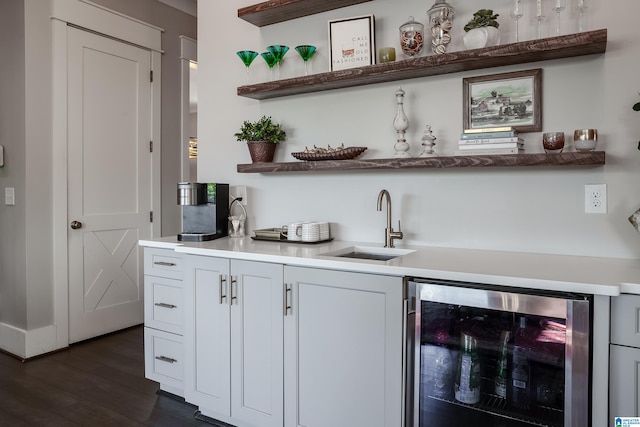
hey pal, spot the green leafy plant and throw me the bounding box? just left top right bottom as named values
left=464, top=9, right=500, bottom=32
left=234, top=115, right=286, bottom=143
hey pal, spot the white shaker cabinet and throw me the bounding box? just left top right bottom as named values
left=143, top=247, right=185, bottom=397
left=184, top=255, right=284, bottom=427
left=283, top=266, right=404, bottom=427
left=610, top=294, right=640, bottom=418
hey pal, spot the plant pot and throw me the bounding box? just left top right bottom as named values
left=247, top=141, right=276, bottom=163
left=463, top=27, right=500, bottom=50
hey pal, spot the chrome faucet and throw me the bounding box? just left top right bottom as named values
left=376, top=189, right=403, bottom=248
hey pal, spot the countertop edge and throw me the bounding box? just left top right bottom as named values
left=140, top=237, right=638, bottom=297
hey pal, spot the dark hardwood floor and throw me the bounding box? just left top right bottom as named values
left=0, top=325, right=211, bottom=426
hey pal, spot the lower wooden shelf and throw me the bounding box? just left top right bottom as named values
left=236, top=151, right=605, bottom=173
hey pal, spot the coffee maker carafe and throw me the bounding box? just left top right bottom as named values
left=177, top=182, right=229, bottom=241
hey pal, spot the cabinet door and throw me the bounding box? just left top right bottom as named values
left=610, top=344, right=640, bottom=418
left=230, top=260, right=284, bottom=427
left=184, top=255, right=231, bottom=417
left=283, top=266, right=404, bottom=427
left=611, top=294, right=640, bottom=347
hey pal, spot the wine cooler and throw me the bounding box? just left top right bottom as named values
left=405, top=278, right=592, bottom=427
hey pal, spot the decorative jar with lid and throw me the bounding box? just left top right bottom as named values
left=427, top=0, right=455, bottom=54
left=399, top=16, right=425, bottom=57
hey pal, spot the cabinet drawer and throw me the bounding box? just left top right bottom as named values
left=144, top=327, right=184, bottom=391
left=144, top=276, right=183, bottom=335
left=611, top=294, right=640, bottom=347
left=144, top=248, right=183, bottom=280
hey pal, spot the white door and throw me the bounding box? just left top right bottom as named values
left=67, top=26, right=153, bottom=343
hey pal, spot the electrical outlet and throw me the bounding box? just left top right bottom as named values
left=230, top=185, right=247, bottom=206
left=585, top=184, right=607, bottom=214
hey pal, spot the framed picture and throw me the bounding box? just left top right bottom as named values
left=328, top=14, right=375, bottom=72
left=463, top=69, right=542, bottom=133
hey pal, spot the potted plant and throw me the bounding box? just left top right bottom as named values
left=234, top=115, right=286, bottom=163
left=463, top=9, right=500, bottom=50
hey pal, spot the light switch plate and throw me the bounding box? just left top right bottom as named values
left=5, top=187, right=15, bottom=206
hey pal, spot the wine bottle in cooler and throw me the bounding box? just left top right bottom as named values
left=494, top=330, right=511, bottom=399
left=454, top=332, right=481, bottom=404
left=511, top=317, right=531, bottom=409
left=432, top=329, right=454, bottom=400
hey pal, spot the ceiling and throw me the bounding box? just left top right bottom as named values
left=157, top=0, right=197, bottom=17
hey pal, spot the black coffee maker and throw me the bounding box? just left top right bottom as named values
left=177, top=182, right=229, bottom=241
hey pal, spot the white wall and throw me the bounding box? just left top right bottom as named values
left=198, top=0, right=640, bottom=260
left=0, top=1, right=28, bottom=329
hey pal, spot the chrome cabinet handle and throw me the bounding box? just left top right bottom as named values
left=154, top=261, right=176, bottom=267
left=155, top=355, right=177, bottom=364
left=154, top=302, right=177, bottom=309
left=230, top=277, right=238, bottom=305
left=283, top=283, right=292, bottom=316
left=219, top=275, right=227, bottom=304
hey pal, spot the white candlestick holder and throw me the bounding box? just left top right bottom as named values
left=393, top=88, right=411, bottom=157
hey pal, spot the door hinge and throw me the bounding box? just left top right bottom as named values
left=150, top=211, right=153, bottom=222
left=149, top=141, right=153, bottom=152
left=150, top=70, right=153, bottom=82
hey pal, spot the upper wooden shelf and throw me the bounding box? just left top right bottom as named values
left=237, top=151, right=606, bottom=173
left=238, top=0, right=374, bottom=27
left=237, top=29, right=607, bottom=100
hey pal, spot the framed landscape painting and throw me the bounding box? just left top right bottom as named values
left=463, top=69, right=542, bottom=133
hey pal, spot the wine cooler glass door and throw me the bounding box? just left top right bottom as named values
left=408, top=279, right=590, bottom=427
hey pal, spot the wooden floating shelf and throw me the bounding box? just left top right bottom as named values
left=237, top=151, right=606, bottom=173
left=238, top=0, right=374, bottom=27
left=238, top=29, right=607, bottom=100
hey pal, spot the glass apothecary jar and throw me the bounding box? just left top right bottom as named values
left=427, top=0, right=455, bottom=54
left=399, top=16, right=425, bottom=57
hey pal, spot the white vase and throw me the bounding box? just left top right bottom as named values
left=463, top=27, right=500, bottom=50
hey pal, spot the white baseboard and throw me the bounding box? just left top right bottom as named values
left=0, top=322, right=63, bottom=359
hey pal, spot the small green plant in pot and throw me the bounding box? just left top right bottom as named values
left=464, top=9, right=500, bottom=32
left=234, top=115, right=286, bottom=162
left=463, top=9, right=500, bottom=50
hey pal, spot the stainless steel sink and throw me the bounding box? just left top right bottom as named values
left=320, top=246, right=415, bottom=262
left=336, top=252, right=399, bottom=261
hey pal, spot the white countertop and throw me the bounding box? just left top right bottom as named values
left=139, top=236, right=640, bottom=296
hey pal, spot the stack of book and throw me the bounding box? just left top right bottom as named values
left=455, top=127, right=524, bottom=155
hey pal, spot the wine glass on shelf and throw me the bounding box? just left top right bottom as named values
left=294, top=45, right=317, bottom=76
left=266, top=45, right=289, bottom=80
left=577, top=0, right=588, bottom=32
left=535, top=0, right=546, bottom=39
left=236, top=50, right=258, bottom=84
left=510, top=0, right=524, bottom=42
left=260, top=51, right=277, bottom=81
left=551, top=0, right=566, bottom=35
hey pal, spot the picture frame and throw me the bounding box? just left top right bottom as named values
left=463, top=69, right=542, bottom=133
left=328, top=14, right=375, bottom=72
